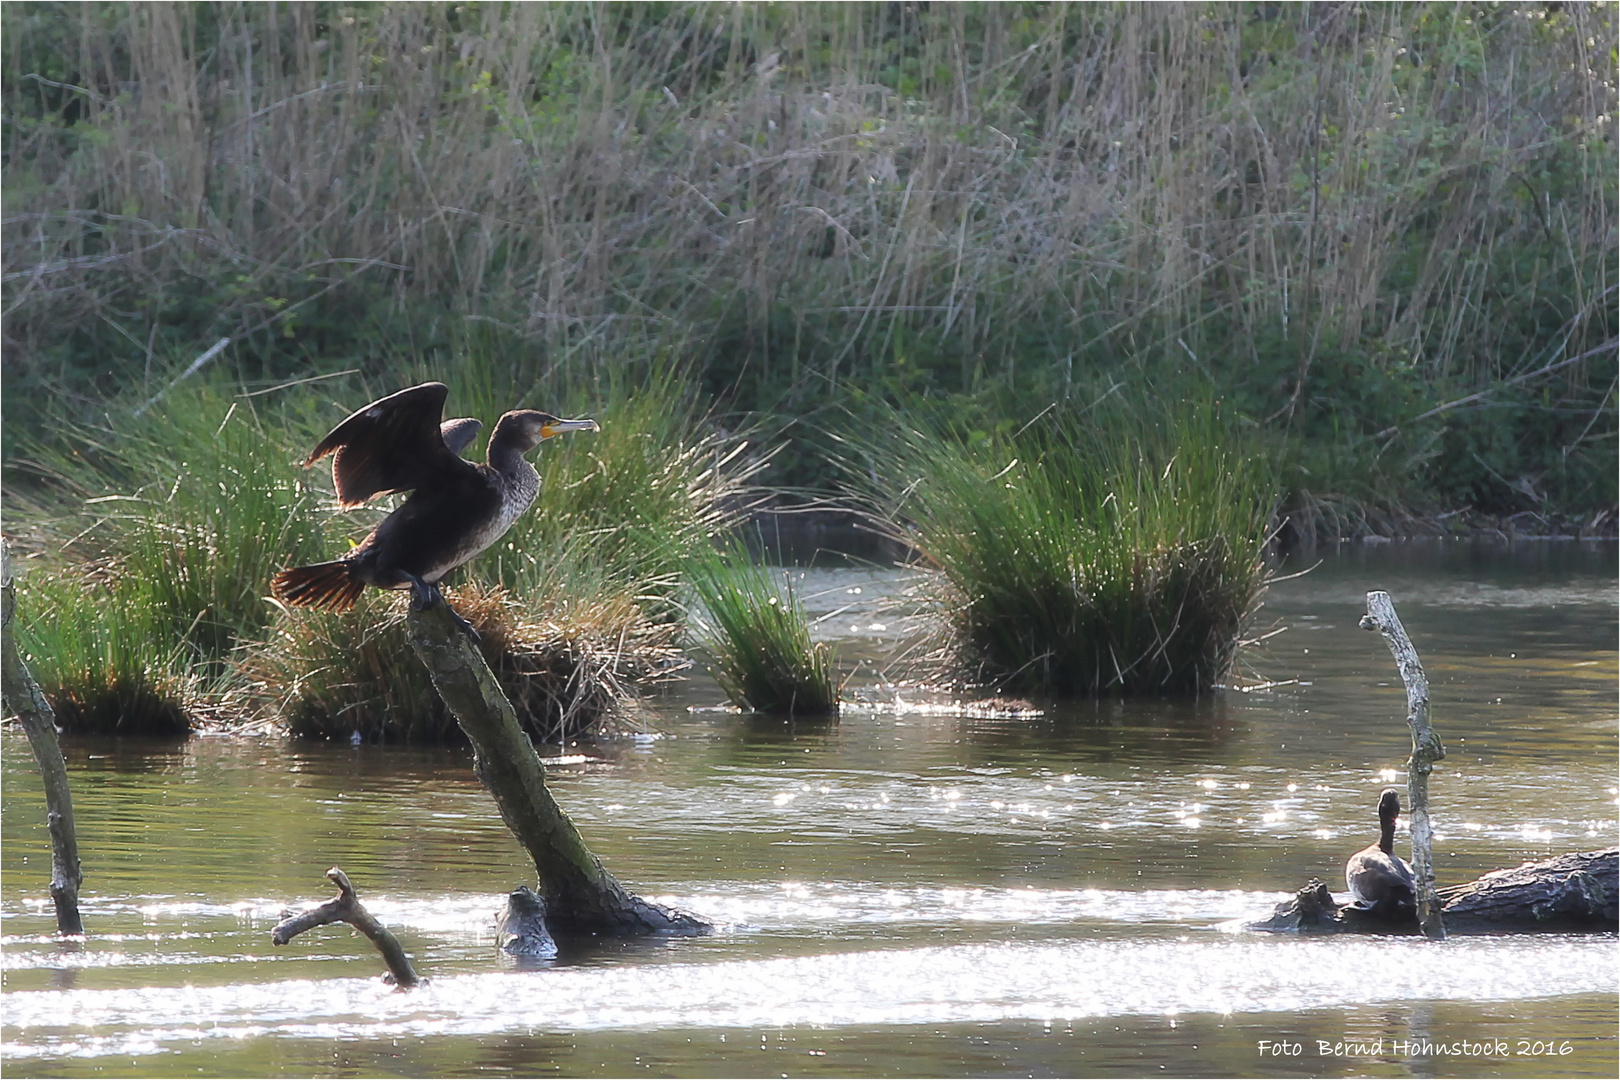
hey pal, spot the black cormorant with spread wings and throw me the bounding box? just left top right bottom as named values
left=272, top=382, right=596, bottom=635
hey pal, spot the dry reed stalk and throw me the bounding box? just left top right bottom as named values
left=4, top=4, right=1611, bottom=434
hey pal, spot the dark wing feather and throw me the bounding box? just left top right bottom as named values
left=439, top=417, right=483, bottom=457
left=305, top=383, right=475, bottom=506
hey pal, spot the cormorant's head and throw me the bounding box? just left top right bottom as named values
left=495, top=410, right=600, bottom=452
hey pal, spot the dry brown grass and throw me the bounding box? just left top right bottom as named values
left=240, top=580, right=684, bottom=744
left=6, top=4, right=1610, bottom=408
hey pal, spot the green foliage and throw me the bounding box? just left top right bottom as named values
left=684, top=543, right=838, bottom=716
left=861, top=400, right=1277, bottom=697
left=3, top=2, right=1611, bottom=520
left=484, top=362, right=766, bottom=612
left=12, top=568, right=195, bottom=737
left=14, top=384, right=330, bottom=671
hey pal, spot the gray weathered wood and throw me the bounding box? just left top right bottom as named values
left=1, top=541, right=85, bottom=937
left=272, top=867, right=420, bottom=986
left=1359, top=590, right=1445, bottom=940
left=405, top=599, right=709, bottom=937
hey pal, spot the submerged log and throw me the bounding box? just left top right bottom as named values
left=1, top=540, right=85, bottom=937
left=272, top=867, right=421, bottom=987
left=406, top=599, right=709, bottom=938
left=1359, top=590, right=1446, bottom=940
left=1249, top=849, right=1618, bottom=934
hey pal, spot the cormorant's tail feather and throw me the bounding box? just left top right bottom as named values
left=272, top=561, right=363, bottom=612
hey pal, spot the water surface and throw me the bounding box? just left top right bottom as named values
left=4, top=541, right=1616, bottom=1077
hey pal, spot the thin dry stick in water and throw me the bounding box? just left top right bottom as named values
left=1360, top=590, right=1447, bottom=940
left=272, top=867, right=421, bottom=987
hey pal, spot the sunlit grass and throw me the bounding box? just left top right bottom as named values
left=862, top=401, right=1276, bottom=697
left=12, top=567, right=197, bottom=736
left=685, top=544, right=838, bottom=716
left=13, top=383, right=329, bottom=671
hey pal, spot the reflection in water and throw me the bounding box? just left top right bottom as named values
left=3, top=541, right=1616, bottom=1076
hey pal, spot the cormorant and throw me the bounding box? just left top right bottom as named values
left=271, top=382, right=597, bottom=634
left=1344, top=788, right=1417, bottom=919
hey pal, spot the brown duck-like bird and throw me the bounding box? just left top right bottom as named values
left=271, top=383, right=597, bottom=633
left=1344, top=788, right=1417, bottom=919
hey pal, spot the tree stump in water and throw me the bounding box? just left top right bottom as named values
left=1249, top=849, right=1618, bottom=934
left=405, top=599, right=708, bottom=939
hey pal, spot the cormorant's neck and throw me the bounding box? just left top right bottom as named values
left=1378, top=815, right=1397, bottom=855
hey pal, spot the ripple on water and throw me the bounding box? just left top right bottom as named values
left=4, top=935, right=1614, bottom=1061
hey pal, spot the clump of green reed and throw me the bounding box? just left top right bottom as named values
left=862, top=402, right=1276, bottom=698
left=14, top=383, right=329, bottom=671
left=11, top=567, right=197, bottom=736
left=684, top=544, right=838, bottom=716
left=244, top=576, right=683, bottom=744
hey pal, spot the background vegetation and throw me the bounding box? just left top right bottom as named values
left=4, top=1, right=1614, bottom=525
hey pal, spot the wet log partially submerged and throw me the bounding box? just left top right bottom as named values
left=406, top=599, right=708, bottom=939
left=1249, top=848, right=1618, bottom=934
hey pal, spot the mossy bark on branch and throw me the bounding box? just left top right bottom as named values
left=405, top=599, right=708, bottom=937
left=1359, top=590, right=1446, bottom=940
left=1, top=541, right=85, bottom=937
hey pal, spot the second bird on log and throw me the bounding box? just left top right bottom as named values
left=1344, top=788, right=1417, bottom=920
left=271, top=382, right=597, bottom=637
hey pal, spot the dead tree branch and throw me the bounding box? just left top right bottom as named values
left=405, top=599, right=709, bottom=938
left=1359, top=590, right=1446, bottom=940
left=271, top=867, right=420, bottom=987
left=1, top=540, right=85, bottom=936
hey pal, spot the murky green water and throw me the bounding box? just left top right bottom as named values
left=4, top=541, right=1616, bottom=1077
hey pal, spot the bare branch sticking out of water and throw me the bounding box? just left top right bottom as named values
left=1, top=540, right=85, bottom=937
left=1359, top=590, right=1446, bottom=941
left=271, top=867, right=420, bottom=988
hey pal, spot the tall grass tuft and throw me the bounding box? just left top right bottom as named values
left=685, top=544, right=838, bottom=716
left=483, top=362, right=768, bottom=613
left=243, top=579, right=683, bottom=744
left=863, top=402, right=1276, bottom=698
left=13, top=383, right=329, bottom=671
left=12, top=567, right=196, bottom=736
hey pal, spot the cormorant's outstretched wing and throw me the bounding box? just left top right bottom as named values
left=304, top=382, right=479, bottom=507
left=439, top=417, right=483, bottom=457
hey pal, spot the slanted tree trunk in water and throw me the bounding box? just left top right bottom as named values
left=0, top=541, right=85, bottom=937
left=1249, top=849, right=1617, bottom=934
left=405, top=600, right=709, bottom=938
left=1359, top=590, right=1446, bottom=940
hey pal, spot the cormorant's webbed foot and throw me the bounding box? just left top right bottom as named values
left=404, top=574, right=481, bottom=642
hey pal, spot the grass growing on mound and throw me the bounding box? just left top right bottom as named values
left=12, top=568, right=197, bottom=737
left=685, top=545, right=838, bottom=716
left=863, top=403, right=1276, bottom=698
left=245, top=578, right=683, bottom=744
left=12, top=384, right=329, bottom=671
left=483, top=363, right=767, bottom=613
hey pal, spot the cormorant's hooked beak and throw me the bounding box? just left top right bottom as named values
left=540, top=418, right=599, bottom=440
